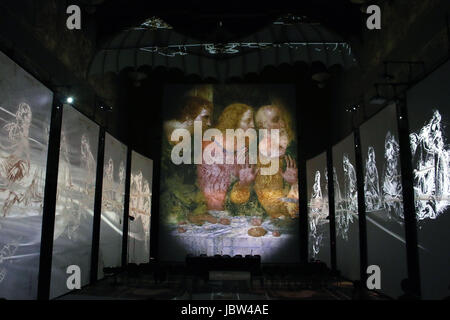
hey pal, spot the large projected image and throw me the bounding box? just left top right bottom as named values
left=98, top=134, right=127, bottom=278
left=360, top=103, right=406, bottom=298
left=332, top=134, right=360, bottom=280
left=0, top=52, right=52, bottom=299
left=128, top=151, right=153, bottom=264
left=307, top=152, right=330, bottom=265
left=159, top=85, right=299, bottom=262
left=407, top=60, right=450, bottom=299
left=50, top=105, right=99, bottom=298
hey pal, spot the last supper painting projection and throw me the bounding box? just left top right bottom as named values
left=159, top=85, right=299, bottom=263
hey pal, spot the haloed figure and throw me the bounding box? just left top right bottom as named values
left=364, top=146, right=382, bottom=211
left=253, top=103, right=299, bottom=219
left=197, top=103, right=257, bottom=214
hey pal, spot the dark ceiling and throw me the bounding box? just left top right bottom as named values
left=91, top=0, right=366, bottom=43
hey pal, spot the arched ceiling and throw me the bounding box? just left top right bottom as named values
left=87, top=0, right=365, bottom=80
left=90, top=0, right=364, bottom=43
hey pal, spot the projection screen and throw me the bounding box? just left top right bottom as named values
left=407, top=60, right=450, bottom=300
left=0, top=51, right=53, bottom=299
left=159, top=84, right=299, bottom=262
left=307, top=151, right=330, bottom=265
left=50, top=105, right=99, bottom=298
left=98, top=133, right=127, bottom=279
left=360, top=103, right=407, bottom=298
left=332, top=133, right=360, bottom=280
left=128, top=151, right=153, bottom=264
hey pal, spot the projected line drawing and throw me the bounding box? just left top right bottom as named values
left=343, top=154, right=358, bottom=213
left=54, top=132, right=97, bottom=240
left=334, top=154, right=358, bottom=240
left=0, top=52, right=53, bottom=299
left=0, top=240, right=20, bottom=284
left=129, top=170, right=152, bottom=253
left=364, top=146, right=382, bottom=211
left=308, top=170, right=328, bottom=257
left=410, top=110, right=450, bottom=221
left=130, top=171, right=152, bottom=217
left=382, top=132, right=404, bottom=220
left=102, top=158, right=125, bottom=216
left=0, top=103, right=45, bottom=217
left=81, top=134, right=96, bottom=195
left=333, top=167, right=342, bottom=203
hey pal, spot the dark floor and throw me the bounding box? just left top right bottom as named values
left=57, top=265, right=388, bottom=300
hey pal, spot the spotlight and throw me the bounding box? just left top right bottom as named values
left=99, top=104, right=113, bottom=112
left=345, top=104, right=360, bottom=113
left=66, top=96, right=74, bottom=104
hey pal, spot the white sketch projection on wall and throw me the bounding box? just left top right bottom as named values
left=128, top=151, right=153, bottom=264
left=360, top=103, right=407, bottom=298
left=364, top=132, right=404, bottom=223
left=98, top=133, right=127, bottom=279
left=0, top=51, right=52, bottom=299
left=410, top=110, right=450, bottom=221
left=307, top=152, right=329, bottom=262
left=364, top=146, right=382, bottom=212
left=309, top=170, right=326, bottom=257
left=407, top=59, right=450, bottom=300
left=332, top=133, right=360, bottom=281
left=382, top=132, right=404, bottom=220
left=50, top=105, right=99, bottom=298
left=335, top=153, right=358, bottom=240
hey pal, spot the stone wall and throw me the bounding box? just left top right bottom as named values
left=328, top=0, right=450, bottom=144
left=0, top=0, right=122, bottom=139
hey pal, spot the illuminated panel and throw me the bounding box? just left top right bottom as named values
left=307, top=151, right=330, bottom=265
left=50, top=105, right=99, bottom=298
left=0, top=51, right=52, bottom=299
left=407, top=60, right=450, bottom=299
left=128, top=151, right=153, bottom=264
left=159, top=85, right=299, bottom=263
left=360, top=103, right=406, bottom=298
left=97, top=133, right=127, bottom=278
left=332, top=133, right=360, bottom=280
